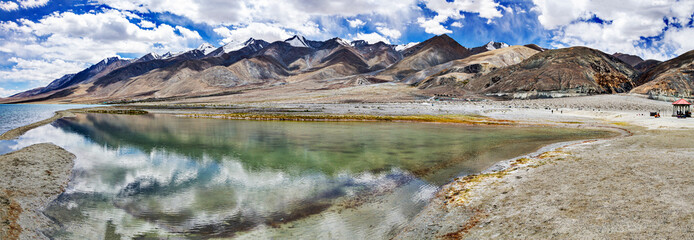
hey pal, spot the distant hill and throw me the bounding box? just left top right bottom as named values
left=634, top=59, right=661, bottom=73
left=631, top=50, right=694, bottom=98
left=415, top=45, right=539, bottom=90
left=469, top=47, right=638, bottom=99
left=612, top=52, right=644, bottom=67
left=379, top=34, right=471, bottom=82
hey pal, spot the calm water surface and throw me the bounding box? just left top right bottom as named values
left=0, top=104, right=97, bottom=134
left=0, top=113, right=614, bottom=239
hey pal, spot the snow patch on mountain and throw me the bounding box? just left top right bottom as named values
left=485, top=41, right=509, bottom=51
left=336, top=38, right=350, bottom=46
left=222, top=38, right=264, bottom=53
left=395, top=42, right=419, bottom=51
left=285, top=35, right=311, bottom=48
left=137, top=52, right=161, bottom=62
left=197, top=43, right=216, bottom=55
left=351, top=40, right=368, bottom=47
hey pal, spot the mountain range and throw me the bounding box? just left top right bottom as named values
left=3, top=34, right=694, bottom=104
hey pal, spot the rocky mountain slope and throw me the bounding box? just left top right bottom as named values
left=631, top=50, right=694, bottom=98
left=379, top=34, right=471, bottom=82
left=466, top=47, right=639, bottom=99
left=613, top=52, right=644, bottom=67
left=10, top=57, right=132, bottom=98
left=634, top=59, right=662, bottom=73
left=3, top=33, right=672, bottom=104
left=469, top=41, right=510, bottom=55
left=415, top=46, right=540, bottom=91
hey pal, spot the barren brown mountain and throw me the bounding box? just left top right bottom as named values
left=415, top=46, right=540, bottom=93
left=465, top=47, right=638, bottom=99
left=379, top=34, right=471, bottom=82
left=631, top=50, right=694, bottom=98
left=613, top=52, right=644, bottom=67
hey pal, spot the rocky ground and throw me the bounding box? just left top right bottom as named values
left=0, top=143, right=74, bottom=240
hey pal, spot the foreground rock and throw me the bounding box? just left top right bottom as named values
left=0, top=143, right=74, bottom=240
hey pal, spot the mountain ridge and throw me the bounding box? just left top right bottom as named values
left=3, top=34, right=680, bottom=104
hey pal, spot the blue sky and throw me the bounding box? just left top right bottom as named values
left=1, top=0, right=694, bottom=96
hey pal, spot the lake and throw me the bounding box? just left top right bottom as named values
left=0, top=112, right=614, bottom=239
left=0, top=104, right=98, bottom=135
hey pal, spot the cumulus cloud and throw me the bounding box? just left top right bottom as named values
left=0, top=57, right=86, bottom=84
left=99, top=0, right=418, bottom=38
left=0, top=9, right=204, bottom=85
left=0, top=0, right=49, bottom=11
left=138, top=20, right=156, bottom=28
left=417, top=0, right=503, bottom=35
left=417, top=17, right=452, bottom=35
left=353, top=32, right=390, bottom=44
left=347, top=19, right=365, bottom=28
left=0, top=1, right=19, bottom=11
left=0, top=87, right=22, bottom=97
left=532, top=0, right=694, bottom=60
left=214, top=22, right=293, bottom=45
left=376, top=26, right=401, bottom=39
left=19, top=0, right=49, bottom=8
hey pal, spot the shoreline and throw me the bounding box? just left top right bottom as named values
left=0, top=110, right=75, bottom=141
left=0, top=95, right=687, bottom=238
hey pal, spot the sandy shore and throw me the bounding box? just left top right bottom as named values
left=2, top=94, right=693, bottom=238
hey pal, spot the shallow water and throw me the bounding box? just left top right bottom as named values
left=0, top=113, right=614, bottom=239
left=0, top=104, right=97, bottom=135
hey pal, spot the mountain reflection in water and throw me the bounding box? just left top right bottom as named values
left=1, top=113, right=613, bottom=239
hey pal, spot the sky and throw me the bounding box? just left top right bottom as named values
left=1, top=0, right=694, bottom=97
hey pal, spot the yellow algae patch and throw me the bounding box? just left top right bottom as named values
left=443, top=150, right=572, bottom=206
left=181, top=113, right=515, bottom=125
left=610, top=121, right=630, bottom=126
left=557, top=121, right=584, bottom=124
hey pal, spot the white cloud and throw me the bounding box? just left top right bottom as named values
left=533, top=0, right=694, bottom=60
left=353, top=32, right=390, bottom=44
left=0, top=0, right=50, bottom=11
left=138, top=20, right=156, bottom=28
left=347, top=19, right=365, bottom=28
left=0, top=87, right=22, bottom=97
left=0, top=9, right=204, bottom=85
left=417, top=17, right=452, bottom=35
left=19, top=0, right=49, bottom=8
left=0, top=57, right=87, bottom=84
left=214, top=22, right=293, bottom=45
left=99, top=0, right=419, bottom=38
left=663, top=28, right=694, bottom=56
left=417, top=0, right=503, bottom=35
left=175, top=26, right=202, bottom=39
left=376, top=26, right=401, bottom=39
left=0, top=1, right=18, bottom=11
left=450, top=21, right=463, bottom=28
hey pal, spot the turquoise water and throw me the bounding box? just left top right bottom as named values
left=0, top=104, right=97, bottom=134
left=0, top=113, right=614, bottom=239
